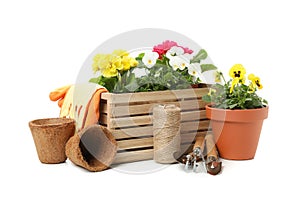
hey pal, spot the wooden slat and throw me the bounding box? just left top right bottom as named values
left=181, top=110, right=207, bottom=122
left=112, top=149, right=153, bottom=164
left=112, top=126, right=153, bottom=139
left=110, top=115, right=151, bottom=128
left=107, top=99, right=208, bottom=117
left=117, top=137, right=153, bottom=150
left=181, top=120, right=210, bottom=132
left=116, top=131, right=208, bottom=151
left=106, top=99, right=113, bottom=129
left=100, top=93, right=111, bottom=101
left=109, top=110, right=207, bottom=128
left=112, top=143, right=197, bottom=164
left=111, top=120, right=210, bottom=139
left=101, top=88, right=209, bottom=104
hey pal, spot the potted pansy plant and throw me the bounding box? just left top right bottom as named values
left=90, top=40, right=217, bottom=93
left=203, top=64, right=269, bottom=160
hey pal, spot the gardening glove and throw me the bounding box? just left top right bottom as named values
left=49, top=85, right=72, bottom=108
left=49, top=83, right=108, bottom=131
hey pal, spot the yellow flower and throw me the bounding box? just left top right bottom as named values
left=229, top=64, right=246, bottom=80
left=248, top=73, right=263, bottom=91
left=112, top=56, right=123, bottom=71
left=122, top=56, right=138, bottom=71
left=101, top=66, right=118, bottom=77
left=92, top=50, right=138, bottom=77
left=92, top=54, right=105, bottom=73
left=104, top=54, right=122, bottom=70
left=112, top=49, right=129, bottom=57
left=230, top=77, right=239, bottom=93
left=93, top=54, right=120, bottom=77
left=130, top=58, right=138, bottom=67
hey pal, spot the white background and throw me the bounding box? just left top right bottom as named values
left=0, top=0, right=299, bottom=199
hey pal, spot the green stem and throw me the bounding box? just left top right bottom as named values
left=118, top=72, right=122, bottom=84
left=220, top=72, right=227, bottom=84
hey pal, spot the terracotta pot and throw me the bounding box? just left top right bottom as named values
left=206, top=105, right=268, bottom=160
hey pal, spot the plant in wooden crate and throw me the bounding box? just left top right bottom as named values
left=203, top=64, right=269, bottom=160
left=89, top=41, right=218, bottom=164
left=90, top=40, right=217, bottom=93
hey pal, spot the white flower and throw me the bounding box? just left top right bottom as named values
left=142, top=52, right=159, bottom=68
left=169, top=55, right=189, bottom=71
left=166, top=46, right=184, bottom=59
left=188, top=63, right=201, bottom=77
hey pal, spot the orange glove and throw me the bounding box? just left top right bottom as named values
left=49, top=84, right=108, bottom=131
left=83, top=88, right=108, bottom=129
left=49, top=85, right=72, bottom=108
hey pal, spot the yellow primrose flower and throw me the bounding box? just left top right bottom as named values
left=101, top=66, right=118, bottom=77
left=112, top=56, right=123, bottom=71
left=122, top=56, right=138, bottom=71
left=112, top=49, right=129, bottom=57
left=92, top=54, right=105, bottom=73
left=100, top=54, right=122, bottom=70
left=248, top=73, right=263, bottom=90
left=95, top=54, right=120, bottom=77
left=229, top=64, right=246, bottom=80
left=230, top=77, right=239, bottom=93
left=130, top=57, right=138, bottom=67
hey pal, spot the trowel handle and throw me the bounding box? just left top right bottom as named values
left=193, top=135, right=205, bottom=151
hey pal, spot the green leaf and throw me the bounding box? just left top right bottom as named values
left=89, top=77, right=99, bottom=84
left=200, top=64, right=218, bottom=73
left=163, top=72, right=173, bottom=80
left=124, top=72, right=139, bottom=92
left=125, top=80, right=139, bottom=92
left=135, top=53, right=145, bottom=61
left=202, top=95, right=212, bottom=102
left=191, top=49, right=207, bottom=63
left=156, top=59, right=164, bottom=64
left=229, top=103, right=238, bottom=109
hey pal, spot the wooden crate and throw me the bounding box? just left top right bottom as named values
left=99, top=87, right=211, bottom=164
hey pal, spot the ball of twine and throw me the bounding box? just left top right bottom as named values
left=153, top=104, right=181, bottom=164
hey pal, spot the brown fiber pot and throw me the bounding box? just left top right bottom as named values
left=65, top=125, right=117, bottom=172
left=29, top=118, right=76, bottom=164
left=206, top=105, right=268, bottom=160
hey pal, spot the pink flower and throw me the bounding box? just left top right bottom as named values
left=152, top=47, right=165, bottom=58
left=153, top=40, right=178, bottom=58
left=177, top=45, right=193, bottom=54
left=153, top=40, right=193, bottom=59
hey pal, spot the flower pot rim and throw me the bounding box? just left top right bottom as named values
left=205, top=104, right=269, bottom=122
left=205, top=104, right=269, bottom=112
left=29, top=118, right=75, bottom=128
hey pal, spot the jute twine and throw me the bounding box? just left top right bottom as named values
left=153, top=104, right=181, bottom=164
